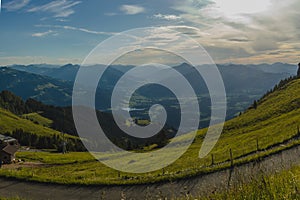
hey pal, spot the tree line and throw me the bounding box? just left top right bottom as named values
left=3, top=129, right=86, bottom=152
left=248, top=64, right=300, bottom=111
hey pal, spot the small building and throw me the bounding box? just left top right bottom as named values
left=0, top=134, right=20, bottom=164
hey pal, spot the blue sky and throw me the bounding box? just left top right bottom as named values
left=0, top=0, right=300, bottom=65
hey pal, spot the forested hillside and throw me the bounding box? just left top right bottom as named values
left=0, top=90, right=172, bottom=151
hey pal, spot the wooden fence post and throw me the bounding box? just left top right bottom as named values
left=228, top=149, right=234, bottom=188
left=229, top=149, right=233, bottom=167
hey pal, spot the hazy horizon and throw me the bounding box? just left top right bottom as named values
left=0, top=62, right=297, bottom=68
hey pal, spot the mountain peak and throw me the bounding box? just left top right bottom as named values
left=60, top=64, right=80, bottom=69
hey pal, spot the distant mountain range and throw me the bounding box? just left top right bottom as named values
left=9, top=62, right=297, bottom=82
left=0, top=67, right=73, bottom=106
left=0, top=62, right=297, bottom=128
left=10, top=64, right=134, bottom=82
left=247, top=62, right=297, bottom=75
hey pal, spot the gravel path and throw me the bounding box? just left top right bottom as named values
left=0, top=145, right=299, bottom=200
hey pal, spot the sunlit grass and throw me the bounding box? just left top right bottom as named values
left=188, top=165, right=300, bottom=200
left=0, top=108, right=77, bottom=139
left=22, top=112, right=53, bottom=127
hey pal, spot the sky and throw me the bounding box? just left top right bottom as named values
left=0, top=0, right=300, bottom=65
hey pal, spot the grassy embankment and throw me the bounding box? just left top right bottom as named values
left=187, top=165, right=300, bottom=200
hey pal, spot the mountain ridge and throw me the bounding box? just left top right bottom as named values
left=0, top=63, right=297, bottom=128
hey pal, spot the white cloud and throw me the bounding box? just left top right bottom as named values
left=120, top=5, right=145, bottom=15
left=203, top=0, right=272, bottom=20
left=27, top=0, right=81, bottom=18
left=83, top=26, right=215, bottom=66
left=3, top=0, right=30, bottom=11
left=153, top=14, right=181, bottom=21
left=32, top=30, right=55, bottom=37
left=35, top=25, right=116, bottom=36
left=171, top=0, right=300, bottom=64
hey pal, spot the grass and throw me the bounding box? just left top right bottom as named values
left=1, top=78, right=300, bottom=185
left=190, top=165, right=300, bottom=200
left=0, top=108, right=77, bottom=139
left=1, top=166, right=298, bottom=200
left=22, top=112, right=53, bottom=127
left=2, top=135, right=297, bottom=186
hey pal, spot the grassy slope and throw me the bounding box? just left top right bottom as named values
left=205, top=78, right=300, bottom=162
left=1, top=79, right=300, bottom=185
left=0, top=108, right=76, bottom=139
left=21, top=112, right=53, bottom=128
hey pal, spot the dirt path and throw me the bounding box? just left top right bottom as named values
left=0, top=145, right=299, bottom=200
